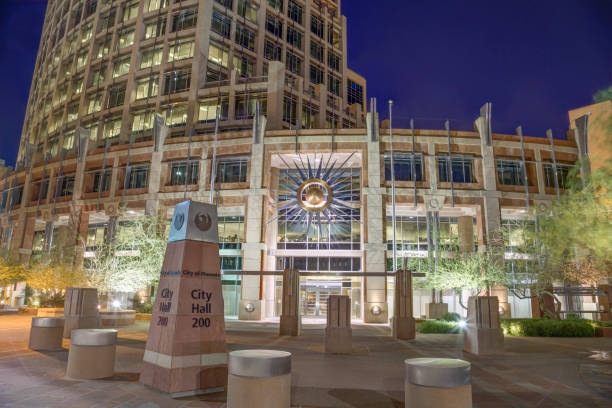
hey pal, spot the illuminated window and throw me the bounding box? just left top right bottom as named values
left=140, top=46, right=163, bottom=69
left=135, top=75, right=159, bottom=100
left=132, top=110, right=155, bottom=133
left=168, top=39, right=195, bottom=62
left=208, top=43, right=229, bottom=67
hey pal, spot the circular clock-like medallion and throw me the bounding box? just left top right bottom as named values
left=297, top=178, right=333, bottom=213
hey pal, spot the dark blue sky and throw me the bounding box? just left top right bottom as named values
left=0, top=0, right=610, bottom=167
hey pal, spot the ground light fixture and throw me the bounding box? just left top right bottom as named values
left=458, top=320, right=467, bottom=328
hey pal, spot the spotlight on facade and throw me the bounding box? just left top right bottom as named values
left=370, top=304, right=382, bottom=316
left=245, top=303, right=255, bottom=313
left=112, top=300, right=121, bottom=309
left=458, top=320, right=467, bottom=328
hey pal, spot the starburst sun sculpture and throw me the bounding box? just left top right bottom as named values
left=269, top=152, right=360, bottom=233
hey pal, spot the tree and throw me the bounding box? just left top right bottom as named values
left=593, top=86, right=612, bottom=103
left=0, top=250, right=26, bottom=287
left=88, top=213, right=167, bottom=294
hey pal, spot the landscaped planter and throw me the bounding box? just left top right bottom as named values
left=100, top=310, right=136, bottom=327
left=594, top=327, right=612, bottom=337
left=37, top=308, right=64, bottom=317
left=135, top=313, right=152, bottom=321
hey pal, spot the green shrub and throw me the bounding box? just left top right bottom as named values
left=594, top=321, right=612, bottom=328
left=501, top=318, right=594, bottom=337
left=441, top=312, right=461, bottom=322
left=418, top=320, right=463, bottom=334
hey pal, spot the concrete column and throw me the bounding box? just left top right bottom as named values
left=239, top=137, right=265, bottom=320
left=280, top=269, right=301, bottom=336
left=266, top=61, right=285, bottom=130
left=475, top=109, right=510, bottom=317
left=392, top=270, right=416, bottom=340
left=458, top=216, right=475, bottom=253
left=363, top=134, right=387, bottom=323
left=73, top=209, right=89, bottom=270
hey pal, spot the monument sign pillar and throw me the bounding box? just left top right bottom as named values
left=279, top=269, right=301, bottom=336
left=140, top=200, right=228, bottom=396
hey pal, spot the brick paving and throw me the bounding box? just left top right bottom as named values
left=0, top=314, right=611, bottom=407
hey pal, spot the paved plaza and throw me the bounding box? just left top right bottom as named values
left=0, top=314, right=611, bottom=407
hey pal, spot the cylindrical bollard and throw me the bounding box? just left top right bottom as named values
left=29, top=317, right=65, bottom=351
left=404, top=358, right=472, bottom=408
left=227, top=350, right=292, bottom=408
left=67, top=329, right=117, bottom=379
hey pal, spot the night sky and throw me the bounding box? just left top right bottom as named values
left=0, top=0, right=610, bottom=167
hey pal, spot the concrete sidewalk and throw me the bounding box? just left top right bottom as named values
left=0, top=314, right=611, bottom=407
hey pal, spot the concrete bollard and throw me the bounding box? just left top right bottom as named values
left=67, top=329, right=117, bottom=379
left=29, top=317, right=65, bottom=351
left=404, top=358, right=472, bottom=408
left=227, top=350, right=292, bottom=408
left=325, top=295, right=352, bottom=354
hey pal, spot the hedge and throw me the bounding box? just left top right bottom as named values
left=417, top=320, right=463, bottom=334
left=501, top=318, right=594, bottom=337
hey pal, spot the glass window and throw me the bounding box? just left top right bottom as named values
left=118, top=28, right=135, bottom=48
left=208, top=42, right=229, bottom=67
left=216, top=159, right=248, bottom=183
left=384, top=154, right=423, bottom=182
left=140, top=46, right=163, bottom=69
left=126, top=165, right=149, bottom=189
left=32, top=231, right=45, bottom=253
left=215, top=0, right=233, bottom=7
left=107, top=84, right=126, bottom=108
left=233, top=55, right=255, bottom=77
left=67, top=102, right=79, bottom=122
left=502, top=219, right=535, bottom=253
left=235, top=24, right=256, bottom=51
left=268, top=0, right=283, bottom=12
left=146, top=0, right=169, bottom=12
left=172, top=9, right=197, bottom=32
left=163, top=71, right=191, bottom=94
left=90, top=64, right=107, bottom=86
left=168, top=39, right=195, bottom=62
left=144, top=17, right=167, bottom=39
left=169, top=161, right=199, bottom=185
left=283, top=96, right=297, bottom=125
left=438, top=156, right=474, bottom=183
left=103, top=116, right=122, bottom=139
left=311, top=15, right=323, bottom=37
left=77, top=50, right=88, bottom=68
left=287, top=0, right=302, bottom=25
left=287, top=27, right=303, bottom=49
left=81, top=22, right=93, bottom=43
left=112, top=55, right=131, bottom=77
left=86, top=223, right=107, bottom=249
left=58, top=176, right=75, bottom=197
left=72, top=75, right=84, bottom=95
left=496, top=159, right=524, bottom=186
left=123, top=1, right=139, bottom=22
left=310, top=64, right=323, bottom=84
left=266, top=14, right=282, bottom=37
left=132, top=109, right=155, bottom=133
left=347, top=80, right=363, bottom=106
left=237, top=0, right=257, bottom=23
left=63, top=131, right=75, bottom=150
left=310, top=40, right=323, bottom=62
left=328, top=51, right=340, bottom=72
left=286, top=51, right=302, bottom=75
left=100, top=8, right=116, bottom=31
left=218, top=216, right=244, bottom=249
left=264, top=39, right=281, bottom=61
left=87, top=91, right=103, bottom=114
left=96, top=38, right=112, bottom=58
left=92, top=170, right=111, bottom=192
left=327, top=73, right=340, bottom=95
left=199, top=97, right=229, bottom=122
left=235, top=93, right=267, bottom=119
left=161, top=103, right=188, bottom=127
left=543, top=162, right=573, bottom=190
left=212, top=11, right=232, bottom=38
left=135, top=75, right=159, bottom=100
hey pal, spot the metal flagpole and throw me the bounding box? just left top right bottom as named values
left=209, top=106, right=220, bottom=204
left=411, top=119, right=417, bottom=208
left=517, top=126, right=530, bottom=211
left=389, top=100, right=397, bottom=274
left=184, top=127, right=193, bottom=200
left=546, top=129, right=561, bottom=202
left=446, top=120, right=455, bottom=207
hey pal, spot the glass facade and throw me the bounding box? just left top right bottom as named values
left=385, top=154, right=423, bottom=181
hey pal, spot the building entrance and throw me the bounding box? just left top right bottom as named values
left=300, top=282, right=342, bottom=317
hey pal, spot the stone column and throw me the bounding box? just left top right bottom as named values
left=239, top=134, right=265, bottom=320
left=363, top=131, right=388, bottom=323
left=392, top=270, right=416, bottom=340
left=73, top=209, right=89, bottom=270
left=475, top=107, right=511, bottom=317
left=280, top=269, right=301, bottom=336
left=266, top=61, right=285, bottom=130
left=463, top=296, right=504, bottom=355
left=326, top=295, right=352, bottom=354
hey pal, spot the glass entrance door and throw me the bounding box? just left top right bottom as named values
left=300, top=282, right=341, bottom=317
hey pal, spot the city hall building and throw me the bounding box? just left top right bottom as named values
left=0, top=0, right=602, bottom=321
